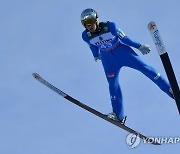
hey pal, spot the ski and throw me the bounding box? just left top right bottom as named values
left=32, top=73, right=160, bottom=145
left=148, top=21, right=180, bottom=114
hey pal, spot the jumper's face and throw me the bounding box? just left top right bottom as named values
left=84, top=19, right=97, bottom=33
left=86, top=23, right=97, bottom=33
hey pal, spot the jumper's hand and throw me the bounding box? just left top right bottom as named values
left=138, top=44, right=151, bottom=55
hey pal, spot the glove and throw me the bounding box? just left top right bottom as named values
left=94, top=56, right=101, bottom=62
left=138, top=44, right=151, bottom=55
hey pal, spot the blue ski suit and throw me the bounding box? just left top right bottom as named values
left=82, top=21, right=172, bottom=120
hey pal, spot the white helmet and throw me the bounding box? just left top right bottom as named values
left=81, top=8, right=99, bottom=27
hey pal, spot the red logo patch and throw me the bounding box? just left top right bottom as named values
left=107, top=73, right=115, bottom=78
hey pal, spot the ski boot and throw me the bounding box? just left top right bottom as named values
left=107, top=112, right=127, bottom=125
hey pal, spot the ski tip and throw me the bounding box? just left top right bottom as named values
left=32, top=73, right=41, bottom=79
left=148, top=21, right=156, bottom=30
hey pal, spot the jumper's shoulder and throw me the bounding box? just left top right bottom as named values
left=100, top=21, right=115, bottom=28
left=107, top=21, right=116, bottom=27
left=108, top=21, right=117, bottom=30
left=82, top=30, right=89, bottom=42
left=106, top=21, right=119, bottom=36
left=100, top=21, right=114, bottom=24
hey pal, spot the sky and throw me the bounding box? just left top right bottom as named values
left=0, top=0, right=180, bottom=153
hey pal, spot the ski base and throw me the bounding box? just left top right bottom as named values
left=32, top=73, right=160, bottom=145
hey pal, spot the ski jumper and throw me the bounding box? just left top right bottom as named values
left=82, top=21, right=172, bottom=120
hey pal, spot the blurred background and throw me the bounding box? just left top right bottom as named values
left=0, top=0, right=180, bottom=153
